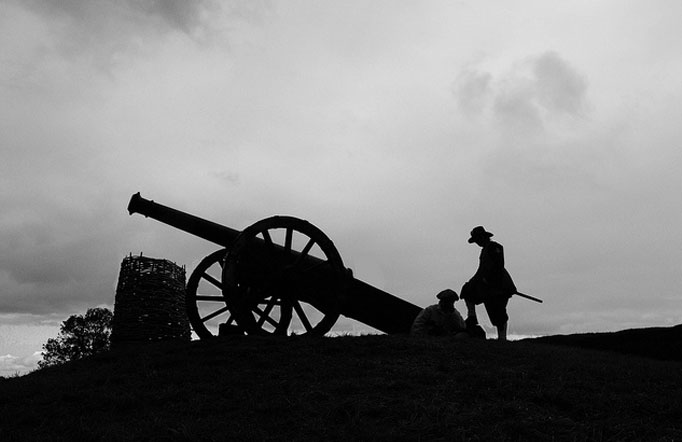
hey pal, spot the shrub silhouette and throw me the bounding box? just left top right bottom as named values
left=39, top=307, right=113, bottom=368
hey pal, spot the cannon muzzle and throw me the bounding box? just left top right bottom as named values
left=128, top=192, right=242, bottom=248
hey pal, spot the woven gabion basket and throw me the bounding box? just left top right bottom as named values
left=111, top=254, right=191, bottom=347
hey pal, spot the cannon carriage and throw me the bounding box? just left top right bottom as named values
left=128, top=193, right=422, bottom=338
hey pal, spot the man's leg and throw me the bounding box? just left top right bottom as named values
left=484, top=296, right=509, bottom=341
left=465, top=299, right=478, bottom=323
left=496, top=321, right=507, bottom=341
left=461, top=282, right=481, bottom=324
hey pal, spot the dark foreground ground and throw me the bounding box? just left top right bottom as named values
left=526, top=323, right=682, bottom=363
left=1, top=326, right=681, bottom=441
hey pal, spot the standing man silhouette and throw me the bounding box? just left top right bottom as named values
left=461, top=226, right=517, bottom=341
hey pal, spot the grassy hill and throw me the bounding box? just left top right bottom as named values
left=1, top=329, right=681, bottom=441
left=526, top=324, right=682, bottom=363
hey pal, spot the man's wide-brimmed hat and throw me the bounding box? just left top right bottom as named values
left=468, top=226, right=493, bottom=243
left=436, top=289, right=458, bottom=302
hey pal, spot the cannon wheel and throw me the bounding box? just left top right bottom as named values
left=222, top=216, right=346, bottom=336
left=185, top=248, right=242, bottom=339
left=185, top=248, right=293, bottom=339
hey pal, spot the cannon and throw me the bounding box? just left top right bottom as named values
left=127, top=193, right=422, bottom=338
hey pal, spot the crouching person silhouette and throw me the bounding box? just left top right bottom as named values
left=461, top=226, right=517, bottom=341
left=411, top=289, right=468, bottom=338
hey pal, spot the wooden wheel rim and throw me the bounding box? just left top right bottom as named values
left=186, top=249, right=239, bottom=339
left=222, top=216, right=345, bottom=336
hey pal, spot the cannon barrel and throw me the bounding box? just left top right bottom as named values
left=128, top=192, right=242, bottom=248
left=128, top=193, right=422, bottom=334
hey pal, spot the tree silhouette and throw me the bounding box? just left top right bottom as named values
left=39, top=307, right=113, bottom=368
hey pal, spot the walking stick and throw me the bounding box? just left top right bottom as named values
left=514, top=291, right=543, bottom=303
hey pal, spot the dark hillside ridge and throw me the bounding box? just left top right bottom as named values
left=2, top=334, right=681, bottom=441
left=526, top=323, right=682, bottom=362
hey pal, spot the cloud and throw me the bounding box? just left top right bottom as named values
left=0, top=352, right=42, bottom=377
left=0, top=0, right=266, bottom=317
left=532, top=51, right=588, bottom=116
left=20, top=0, right=220, bottom=36
left=0, top=187, right=131, bottom=314
left=453, top=51, right=589, bottom=134
left=2, top=0, right=271, bottom=69
left=449, top=51, right=595, bottom=202
left=452, top=70, right=492, bottom=117
left=493, top=77, right=543, bottom=135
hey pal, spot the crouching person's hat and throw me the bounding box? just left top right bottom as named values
left=436, top=289, right=459, bottom=302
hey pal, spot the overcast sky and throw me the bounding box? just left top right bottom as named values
left=2, top=0, right=681, bottom=375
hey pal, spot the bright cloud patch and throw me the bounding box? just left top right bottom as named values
left=454, top=51, right=589, bottom=133
left=0, top=352, right=42, bottom=377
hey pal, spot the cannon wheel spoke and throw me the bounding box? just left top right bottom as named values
left=201, top=305, right=230, bottom=323
left=248, top=296, right=292, bottom=335
left=253, top=305, right=281, bottom=328
left=202, top=272, right=223, bottom=290
left=195, top=295, right=225, bottom=302
left=284, top=227, right=293, bottom=253
left=293, top=238, right=316, bottom=268
left=223, top=216, right=345, bottom=336
left=293, top=300, right=314, bottom=333
left=255, top=297, right=278, bottom=326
